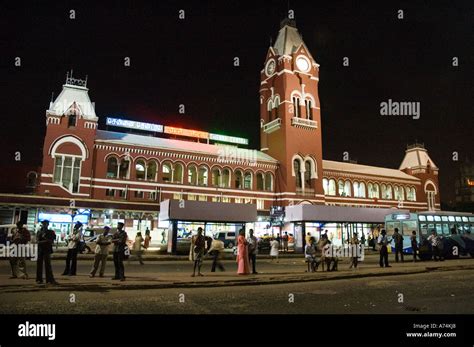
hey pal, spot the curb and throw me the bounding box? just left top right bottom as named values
left=3, top=264, right=473, bottom=293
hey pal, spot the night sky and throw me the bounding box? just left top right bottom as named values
left=1, top=0, right=472, bottom=203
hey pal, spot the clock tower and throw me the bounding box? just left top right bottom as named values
left=260, top=19, right=325, bottom=205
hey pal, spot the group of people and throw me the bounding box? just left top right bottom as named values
left=189, top=227, right=259, bottom=276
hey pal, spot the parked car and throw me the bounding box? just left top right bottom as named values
left=213, top=231, right=236, bottom=248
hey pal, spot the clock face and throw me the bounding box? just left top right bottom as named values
left=265, top=59, right=276, bottom=76
left=296, top=56, right=310, bottom=72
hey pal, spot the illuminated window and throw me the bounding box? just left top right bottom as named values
left=256, top=173, right=264, bottom=190
left=305, top=99, right=313, bottom=120
left=338, top=180, right=345, bottom=196
left=162, top=162, right=172, bottom=182
left=149, top=192, right=157, bottom=201
left=368, top=183, right=380, bottom=198
left=212, top=168, right=221, bottom=187
left=146, top=161, right=157, bottom=181
left=212, top=196, right=219, bottom=202
left=173, top=193, right=182, bottom=200
left=235, top=198, right=243, bottom=204
left=264, top=172, right=273, bottom=191
left=222, top=197, right=230, bottom=203
left=53, top=155, right=81, bottom=193
left=198, top=195, right=207, bottom=201
left=257, top=199, right=265, bottom=210
left=188, top=165, right=197, bottom=185
left=106, top=157, right=118, bottom=178
left=353, top=181, right=366, bottom=198
left=323, top=178, right=329, bottom=195
left=328, top=179, right=336, bottom=196
left=294, top=160, right=302, bottom=188
left=187, top=194, right=196, bottom=200
left=235, top=170, right=243, bottom=189
left=135, top=160, right=146, bottom=180
left=222, top=168, right=231, bottom=188
left=174, top=163, right=184, bottom=183
left=198, top=166, right=208, bottom=186
left=244, top=172, right=252, bottom=190
left=119, top=159, right=130, bottom=179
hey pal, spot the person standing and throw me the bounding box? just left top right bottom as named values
left=190, top=227, right=206, bottom=277
left=62, top=221, right=82, bottom=276
left=427, top=230, right=443, bottom=261
left=304, top=237, right=317, bottom=272
left=111, top=222, right=128, bottom=281
left=349, top=232, right=360, bottom=269
left=209, top=238, right=225, bottom=272
left=282, top=232, right=289, bottom=252
left=377, top=229, right=391, bottom=268
left=236, top=229, right=250, bottom=275
left=144, top=229, right=152, bottom=249
left=36, top=220, right=58, bottom=285
left=409, top=231, right=419, bottom=262
left=305, top=232, right=312, bottom=245
left=247, top=229, right=258, bottom=274
left=161, top=229, right=166, bottom=244
left=392, top=228, right=404, bottom=262
left=10, top=221, right=31, bottom=279
left=360, top=232, right=366, bottom=250
left=89, top=226, right=111, bottom=277
left=132, top=232, right=145, bottom=265
left=270, top=237, right=280, bottom=262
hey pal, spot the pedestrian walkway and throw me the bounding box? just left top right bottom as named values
left=1, top=256, right=472, bottom=293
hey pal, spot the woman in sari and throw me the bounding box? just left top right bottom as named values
left=236, top=229, right=250, bottom=275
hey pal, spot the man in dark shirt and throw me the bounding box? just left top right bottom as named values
left=112, top=222, right=128, bottom=281
left=36, top=220, right=58, bottom=285
left=392, top=228, right=404, bottom=262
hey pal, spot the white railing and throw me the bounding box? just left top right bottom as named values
left=262, top=118, right=282, bottom=133
left=291, top=117, right=318, bottom=129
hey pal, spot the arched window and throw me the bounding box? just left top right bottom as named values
left=294, top=159, right=302, bottom=188
left=174, top=163, right=184, bottom=183
left=304, top=161, right=312, bottom=188
left=328, top=179, right=336, bottom=196
left=198, top=166, right=208, bottom=186
left=106, top=157, right=118, bottom=178
left=274, top=96, right=280, bottom=119
left=267, top=99, right=273, bottom=121
left=256, top=173, right=264, bottom=190
left=386, top=185, right=393, bottom=199
left=305, top=99, right=313, bottom=120
left=292, top=96, right=300, bottom=118
left=425, top=183, right=436, bottom=210
left=146, top=161, right=157, bottom=181
left=345, top=180, right=351, bottom=197
left=119, top=158, right=130, bottom=179
left=135, top=160, right=146, bottom=180
left=222, top=168, right=230, bottom=188
left=338, top=180, right=345, bottom=196
left=244, top=172, right=252, bottom=190
left=359, top=182, right=366, bottom=198
left=211, top=168, right=221, bottom=187
left=399, top=185, right=405, bottom=200
left=323, top=178, right=329, bottom=195
left=68, top=114, right=77, bottom=128
left=162, top=162, right=172, bottom=182
left=411, top=187, right=416, bottom=201
left=188, top=165, right=197, bottom=185
left=53, top=156, right=81, bottom=193
left=368, top=183, right=380, bottom=198
left=265, top=172, right=273, bottom=191
left=353, top=181, right=359, bottom=197
left=235, top=170, right=243, bottom=189
left=394, top=186, right=400, bottom=200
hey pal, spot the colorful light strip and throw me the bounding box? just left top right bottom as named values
left=106, top=117, right=249, bottom=145
left=106, top=117, right=163, bottom=133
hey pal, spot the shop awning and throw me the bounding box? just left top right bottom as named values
left=285, top=205, right=410, bottom=223
left=159, top=199, right=257, bottom=223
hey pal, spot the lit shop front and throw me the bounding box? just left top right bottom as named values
left=159, top=199, right=257, bottom=254
left=37, top=211, right=90, bottom=242
left=284, top=205, right=409, bottom=252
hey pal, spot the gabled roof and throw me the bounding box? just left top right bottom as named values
left=322, top=160, right=420, bottom=182
left=273, top=21, right=315, bottom=60
left=48, top=84, right=97, bottom=120
left=95, top=130, right=278, bottom=163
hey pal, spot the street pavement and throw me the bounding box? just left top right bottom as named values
left=0, top=253, right=473, bottom=314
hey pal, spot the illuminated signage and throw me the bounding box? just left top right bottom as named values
left=106, top=117, right=163, bottom=133
left=209, top=133, right=249, bottom=145
left=164, top=126, right=209, bottom=139
left=392, top=213, right=411, bottom=220
left=38, top=213, right=89, bottom=224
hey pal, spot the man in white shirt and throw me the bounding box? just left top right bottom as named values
left=377, top=229, right=391, bottom=268
left=62, top=222, right=83, bottom=276
left=427, top=230, right=444, bottom=261
left=90, top=226, right=112, bottom=277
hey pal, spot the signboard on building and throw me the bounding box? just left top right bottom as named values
left=106, top=117, right=164, bottom=133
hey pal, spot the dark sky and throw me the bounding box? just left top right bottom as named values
left=1, top=0, right=472, bottom=203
